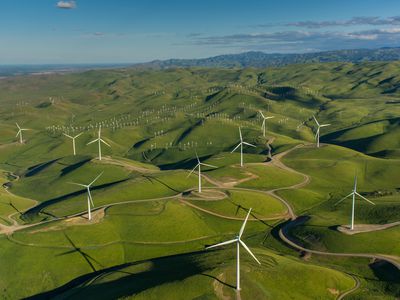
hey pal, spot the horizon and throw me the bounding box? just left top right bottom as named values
left=0, top=45, right=398, bottom=67
left=2, top=0, right=400, bottom=64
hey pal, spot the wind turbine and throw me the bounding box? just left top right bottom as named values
left=231, top=127, right=256, bottom=167
left=69, top=172, right=103, bottom=221
left=15, top=123, right=29, bottom=144
left=63, top=132, right=83, bottom=155
left=335, top=175, right=375, bottom=230
left=259, top=111, right=274, bottom=137
left=187, top=152, right=217, bottom=193
left=206, top=208, right=261, bottom=291
left=312, top=116, right=330, bottom=148
left=87, top=126, right=111, bottom=160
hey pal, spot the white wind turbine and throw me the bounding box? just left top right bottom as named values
left=206, top=208, right=261, bottom=291
left=313, top=116, right=330, bottom=148
left=69, top=172, right=103, bottom=221
left=187, top=152, right=217, bottom=193
left=231, top=127, right=256, bottom=167
left=87, top=126, right=111, bottom=160
left=335, top=175, right=375, bottom=230
left=259, top=111, right=274, bottom=137
left=15, top=123, right=29, bottom=144
left=63, top=132, right=83, bottom=155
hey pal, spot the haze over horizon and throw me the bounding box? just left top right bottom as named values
left=2, top=0, right=400, bottom=64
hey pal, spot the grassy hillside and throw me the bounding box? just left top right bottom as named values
left=0, top=62, right=399, bottom=299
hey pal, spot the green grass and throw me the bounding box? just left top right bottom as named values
left=186, top=189, right=287, bottom=219
left=0, top=170, right=36, bottom=225
left=1, top=62, right=400, bottom=299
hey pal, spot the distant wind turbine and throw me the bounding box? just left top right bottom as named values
left=259, top=111, right=274, bottom=137
left=187, top=152, right=217, bottom=193
left=63, top=132, right=83, bottom=155
left=69, top=172, right=103, bottom=221
left=87, top=126, right=111, bottom=160
left=206, top=208, right=261, bottom=291
left=231, top=127, right=256, bottom=167
left=335, top=175, right=375, bottom=230
left=313, top=116, right=330, bottom=148
left=15, top=123, right=29, bottom=144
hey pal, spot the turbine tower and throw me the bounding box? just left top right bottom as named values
left=259, top=111, right=274, bottom=137
left=313, top=116, right=330, bottom=148
left=15, top=123, right=29, bottom=144
left=206, top=208, right=261, bottom=291
left=87, top=126, right=111, bottom=160
left=63, top=132, right=83, bottom=155
left=69, top=172, right=103, bottom=221
left=231, top=127, right=256, bottom=167
left=187, top=152, right=217, bottom=193
left=335, top=175, right=375, bottom=230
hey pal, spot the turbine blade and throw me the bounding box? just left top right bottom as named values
left=259, top=111, right=265, bottom=118
left=15, top=123, right=21, bottom=130
left=187, top=164, right=199, bottom=178
left=239, top=208, right=252, bottom=239
left=334, top=193, right=353, bottom=206
left=355, top=192, right=375, bottom=205
left=243, top=142, right=256, bottom=147
left=320, top=124, right=331, bottom=127
left=231, top=143, right=241, bottom=153
left=315, top=128, right=320, bottom=140
left=100, top=139, right=111, bottom=147
left=74, top=132, right=83, bottom=139
left=206, top=239, right=238, bottom=250
left=89, top=172, right=103, bottom=186
left=239, top=240, right=261, bottom=265
left=63, top=133, right=73, bottom=139
left=200, top=163, right=217, bottom=169
left=16, top=131, right=20, bottom=137
left=266, top=116, right=274, bottom=119
left=354, top=175, right=358, bottom=192
left=68, top=182, right=88, bottom=188
left=87, top=139, right=99, bottom=145
left=239, top=127, right=242, bottom=141
left=88, top=189, right=94, bottom=207
left=312, top=115, right=320, bottom=126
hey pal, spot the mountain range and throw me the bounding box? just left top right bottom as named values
left=135, top=47, right=400, bottom=69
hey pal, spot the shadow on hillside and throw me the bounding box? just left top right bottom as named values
left=158, top=153, right=214, bottom=170
left=142, top=174, right=182, bottom=193
left=60, top=157, right=92, bottom=176
left=25, top=159, right=60, bottom=177
left=57, top=232, right=104, bottom=272
left=26, top=250, right=218, bottom=299
left=370, top=260, right=400, bottom=284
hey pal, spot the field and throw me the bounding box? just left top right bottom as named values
left=0, top=62, right=399, bottom=299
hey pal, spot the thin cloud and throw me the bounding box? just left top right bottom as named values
left=287, top=16, right=400, bottom=28
left=187, top=28, right=400, bottom=52
left=56, top=1, right=76, bottom=9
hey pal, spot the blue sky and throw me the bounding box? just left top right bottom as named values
left=1, top=0, right=400, bottom=64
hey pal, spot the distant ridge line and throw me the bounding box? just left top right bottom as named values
left=134, top=47, right=400, bottom=69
